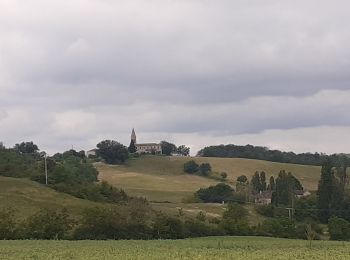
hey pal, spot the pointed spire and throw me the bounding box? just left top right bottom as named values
left=131, top=128, right=137, bottom=144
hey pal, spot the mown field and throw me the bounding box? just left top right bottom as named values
left=97, top=155, right=321, bottom=203
left=0, top=237, right=349, bottom=260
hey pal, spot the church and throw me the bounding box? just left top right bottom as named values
left=131, top=129, right=162, bottom=154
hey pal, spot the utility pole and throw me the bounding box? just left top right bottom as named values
left=45, top=155, right=48, bottom=185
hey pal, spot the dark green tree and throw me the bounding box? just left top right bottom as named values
left=196, top=183, right=234, bottom=203
left=176, top=145, right=190, bottom=156
left=198, top=163, right=211, bottom=176
left=128, top=139, right=137, bottom=153
left=317, top=160, right=334, bottom=223
left=251, top=172, right=261, bottom=193
left=96, top=140, right=129, bottom=164
left=260, top=171, right=267, bottom=191
left=268, top=176, right=276, bottom=191
left=184, top=160, right=199, bottom=173
left=328, top=217, right=350, bottom=241
left=273, top=170, right=303, bottom=206
left=160, top=141, right=177, bottom=156
left=14, top=141, right=39, bottom=154
left=237, top=175, right=248, bottom=183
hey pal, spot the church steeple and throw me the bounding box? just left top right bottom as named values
left=131, top=128, right=137, bottom=144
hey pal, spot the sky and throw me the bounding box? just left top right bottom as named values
left=1, top=0, right=350, bottom=155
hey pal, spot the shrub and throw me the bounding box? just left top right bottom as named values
left=198, top=163, right=212, bottom=176
left=0, top=208, right=17, bottom=239
left=255, top=205, right=275, bottom=217
left=258, top=218, right=296, bottom=238
left=152, top=213, right=185, bottom=239
left=328, top=217, right=350, bottom=241
left=184, top=160, right=199, bottom=173
left=24, top=208, right=75, bottom=240
left=220, top=172, right=227, bottom=180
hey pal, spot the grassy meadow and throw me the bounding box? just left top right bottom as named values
left=97, top=155, right=321, bottom=203
left=1, top=237, right=349, bottom=260
left=0, top=176, right=114, bottom=219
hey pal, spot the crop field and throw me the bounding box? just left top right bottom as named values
left=0, top=237, right=349, bottom=260
left=97, top=156, right=321, bottom=203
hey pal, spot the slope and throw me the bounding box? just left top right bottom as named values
left=97, top=155, right=321, bottom=203
left=0, top=176, right=105, bottom=219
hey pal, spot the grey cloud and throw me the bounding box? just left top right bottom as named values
left=1, top=1, right=350, bottom=153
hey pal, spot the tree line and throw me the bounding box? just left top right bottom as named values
left=197, top=144, right=350, bottom=166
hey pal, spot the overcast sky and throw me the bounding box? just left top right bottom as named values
left=1, top=0, right=350, bottom=155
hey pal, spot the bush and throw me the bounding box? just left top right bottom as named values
left=24, top=208, right=75, bottom=240
left=255, top=205, right=275, bottom=218
left=295, top=221, right=322, bottom=240
left=0, top=208, right=17, bottom=239
left=184, top=160, right=199, bottom=173
left=258, top=218, right=296, bottom=238
left=220, top=172, right=227, bottom=180
left=152, top=213, right=185, bottom=239
left=53, top=181, right=129, bottom=204
left=198, top=163, right=211, bottom=176
left=328, top=217, right=350, bottom=241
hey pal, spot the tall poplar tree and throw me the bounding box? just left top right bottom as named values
left=317, top=159, right=343, bottom=223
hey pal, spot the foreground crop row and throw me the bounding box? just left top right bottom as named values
left=0, top=237, right=350, bottom=260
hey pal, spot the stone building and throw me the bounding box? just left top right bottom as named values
left=131, top=128, right=162, bottom=154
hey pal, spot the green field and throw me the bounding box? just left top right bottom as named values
left=1, top=237, right=349, bottom=260
left=97, top=156, right=321, bottom=203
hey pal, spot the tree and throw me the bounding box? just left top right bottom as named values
left=317, top=159, right=344, bottom=223
left=198, top=163, right=211, bottom=176
left=260, top=171, right=267, bottom=191
left=334, top=154, right=350, bottom=191
left=184, top=160, right=199, bottom=173
left=96, top=140, right=129, bottom=165
left=14, top=141, right=39, bottom=154
left=237, top=175, right=248, bottom=184
left=160, top=141, right=177, bottom=156
left=128, top=139, right=137, bottom=153
left=251, top=172, right=261, bottom=193
left=236, top=175, right=248, bottom=193
left=176, top=145, right=190, bottom=156
left=196, top=183, right=234, bottom=203
left=268, top=176, right=276, bottom=191
left=273, top=170, right=304, bottom=206
left=221, top=203, right=251, bottom=235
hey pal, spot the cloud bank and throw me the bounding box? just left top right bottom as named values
left=0, top=0, right=349, bottom=155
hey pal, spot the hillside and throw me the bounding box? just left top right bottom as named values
left=0, top=176, right=106, bottom=219
left=97, top=155, right=321, bottom=203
